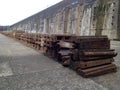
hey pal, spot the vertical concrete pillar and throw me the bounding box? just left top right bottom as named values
left=43, top=18, right=46, bottom=34
left=54, top=14, right=58, bottom=34
left=81, top=7, right=92, bottom=36
left=46, top=18, right=49, bottom=34
left=66, top=8, right=71, bottom=34
left=64, top=8, right=69, bottom=33
left=75, top=5, right=81, bottom=35
left=117, top=0, right=120, bottom=39
left=53, top=13, right=57, bottom=33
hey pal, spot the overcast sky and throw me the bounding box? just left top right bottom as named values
left=0, top=0, right=62, bottom=26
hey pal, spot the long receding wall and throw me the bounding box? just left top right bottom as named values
left=9, top=0, right=120, bottom=39
left=0, top=26, right=9, bottom=31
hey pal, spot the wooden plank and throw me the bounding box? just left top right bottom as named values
left=82, top=50, right=117, bottom=57
left=75, top=58, right=114, bottom=69
left=77, top=64, right=117, bottom=77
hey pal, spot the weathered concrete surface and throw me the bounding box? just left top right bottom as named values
left=9, top=0, right=119, bottom=39
left=0, top=34, right=120, bottom=90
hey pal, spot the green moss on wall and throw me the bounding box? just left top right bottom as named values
left=95, top=0, right=110, bottom=36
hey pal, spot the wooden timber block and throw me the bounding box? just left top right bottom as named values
left=40, top=47, right=47, bottom=54
left=62, top=59, right=70, bottom=67
left=77, top=40, right=110, bottom=50
left=79, top=56, right=116, bottom=61
left=74, top=36, right=108, bottom=43
left=57, top=50, right=71, bottom=61
left=72, top=49, right=117, bottom=61
left=45, top=48, right=54, bottom=57
left=82, top=50, right=117, bottom=57
left=77, top=64, right=117, bottom=77
left=73, top=53, right=115, bottom=61
left=61, top=56, right=70, bottom=67
left=58, top=50, right=71, bottom=56
left=57, top=41, right=74, bottom=49
left=74, top=58, right=114, bottom=69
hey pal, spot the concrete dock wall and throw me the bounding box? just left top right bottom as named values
left=9, top=0, right=120, bottom=39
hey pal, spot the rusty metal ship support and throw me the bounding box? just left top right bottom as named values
left=1, top=31, right=118, bottom=77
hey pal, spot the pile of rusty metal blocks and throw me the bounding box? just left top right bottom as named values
left=44, top=34, right=73, bottom=57
left=1, top=32, right=117, bottom=77
left=57, top=40, right=74, bottom=66
left=70, top=36, right=117, bottom=77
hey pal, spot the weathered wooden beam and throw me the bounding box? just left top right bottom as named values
left=74, top=58, right=114, bottom=69
left=77, top=64, right=117, bottom=77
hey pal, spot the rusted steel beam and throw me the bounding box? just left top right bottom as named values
left=71, top=36, right=110, bottom=49
left=61, top=56, right=70, bottom=67
left=57, top=50, right=72, bottom=62
left=78, top=56, right=117, bottom=61
left=49, top=34, right=74, bottom=41
left=72, top=36, right=108, bottom=41
left=78, top=40, right=110, bottom=49
left=82, top=50, right=117, bottom=57
left=77, top=64, right=117, bottom=77
left=57, top=41, right=74, bottom=49
left=58, top=50, right=72, bottom=56
left=74, top=58, right=114, bottom=69
left=72, top=49, right=117, bottom=61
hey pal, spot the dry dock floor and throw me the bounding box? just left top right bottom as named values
left=0, top=34, right=120, bottom=90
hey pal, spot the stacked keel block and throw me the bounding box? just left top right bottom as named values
left=45, top=34, right=74, bottom=58
left=1, top=32, right=118, bottom=77
left=57, top=40, right=74, bottom=66
left=71, top=36, right=117, bottom=77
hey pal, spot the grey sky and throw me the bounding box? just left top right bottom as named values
left=0, top=0, right=62, bottom=26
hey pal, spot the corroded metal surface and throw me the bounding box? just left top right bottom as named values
left=77, top=64, right=117, bottom=77
left=0, top=33, right=120, bottom=90
left=1, top=32, right=118, bottom=77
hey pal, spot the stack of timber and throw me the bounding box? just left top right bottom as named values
left=45, top=34, right=74, bottom=57
left=71, top=36, right=117, bottom=77
left=34, top=34, right=41, bottom=49
left=57, top=40, right=74, bottom=66
left=1, top=32, right=118, bottom=77
left=28, top=33, right=37, bottom=47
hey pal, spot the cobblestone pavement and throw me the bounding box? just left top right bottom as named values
left=0, top=34, right=119, bottom=90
